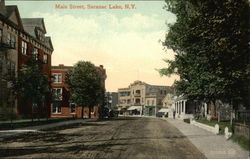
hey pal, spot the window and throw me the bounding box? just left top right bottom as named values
left=7, top=61, right=15, bottom=77
left=52, top=101, right=62, bottom=114
left=7, top=33, right=16, bottom=48
left=32, top=103, right=38, bottom=112
left=127, top=99, right=130, bottom=104
left=37, top=29, right=45, bottom=42
left=135, top=98, right=140, bottom=104
left=43, top=54, right=48, bottom=64
left=53, top=74, right=62, bottom=83
left=70, top=103, right=76, bottom=113
left=135, top=90, right=141, bottom=94
left=152, top=100, right=155, bottom=106
left=120, top=100, right=126, bottom=104
left=32, top=48, right=38, bottom=60
left=157, top=100, right=162, bottom=105
left=0, top=60, right=2, bottom=75
left=90, top=106, right=94, bottom=114
left=21, top=41, right=28, bottom=55
left=52, top=88, right=62, bottom=101
left=0, top=29, right=2, bottom=42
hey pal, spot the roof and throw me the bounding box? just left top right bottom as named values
left=118, top=88, right=130, bottom=91
left=158, top=108, right=171, bottom=113
left=45, top=36, right=54, bottom=50
left=22, top=18, right=46, bottom=33
left=5, top=6, right=16, bottom=17
left=127, top=106, right=142, bottom=111
left=0, top=5, right=23, bottom=30
left=51, top=65, right=73, bottom=71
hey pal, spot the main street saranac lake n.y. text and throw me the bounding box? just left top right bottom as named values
left=55, top=4, right=136, bottom=10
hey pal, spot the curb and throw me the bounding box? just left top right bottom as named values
left=0, top=118, right=96, bottom=140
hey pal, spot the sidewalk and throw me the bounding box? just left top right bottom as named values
left=0, top=118, right=95, bottom=139
left=165, top=118, right=249, bottom=159
left=0, top=118, right=48, bottom=124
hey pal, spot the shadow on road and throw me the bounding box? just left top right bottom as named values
left=98, top=117, right=139, bottom=122
left=0, top=139, right=131, bottom=158
left=45, top=122, right=108, bottom=131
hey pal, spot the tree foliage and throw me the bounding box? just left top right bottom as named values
left=160, top=0, right=249, bottom=107
left=66, top=61, right=104, bottom=118
left=11, top=59, right=50, bottom=110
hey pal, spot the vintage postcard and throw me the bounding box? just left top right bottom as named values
left=0, top=0, right=249, bottom=158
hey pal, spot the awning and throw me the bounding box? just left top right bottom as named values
left=158, top=108, right=170, bottom=113
left=127, top=106, right=142, bottom=111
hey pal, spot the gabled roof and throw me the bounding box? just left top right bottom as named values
left=22, top=18, right=47, bottom=35
left=5, top=6, right=15, bottom=17
left=2, top=5, right=23, bottom=29
left=45, top=36, right=54, bottom=50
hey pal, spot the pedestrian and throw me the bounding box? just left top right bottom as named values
left=173, top=110, right=176, bottom=119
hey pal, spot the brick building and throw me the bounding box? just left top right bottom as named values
left=117, top=81, right=173, bottom=116
left=0, top=1, right=19, bottom=115
left=17, top=18, right=53, bottom=116
left=51, top=64, right=106, bottom=119
left=0, top=0, right=53, bottom=117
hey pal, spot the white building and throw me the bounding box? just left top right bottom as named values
left=117, top=81, right=173, bottom=116
left=173, top=95, right=210, bottom=119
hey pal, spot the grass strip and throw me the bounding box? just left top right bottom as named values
left=0, top=118, right=75, bottom=130
left=230, top=135, right=250, bottom=151
left=195, top=119, right=232, bottom=134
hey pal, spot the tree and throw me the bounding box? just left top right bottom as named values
left=66, top=61, right=104, bottom=119
left=11, top=58, right=50, bottom=121
left=160, top=0, right=249, bottom=121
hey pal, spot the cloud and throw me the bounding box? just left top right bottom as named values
left=32, top=11, right=177, bottom=91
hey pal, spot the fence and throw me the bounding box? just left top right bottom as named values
left=234, top=110, right=250, bottom=124
left=233, top=110, right=250, bottom=140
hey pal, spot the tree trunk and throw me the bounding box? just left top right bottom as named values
left=11, top=101, right=13, bottom=129
left=82, top=106, right=84, bottom=119
left=210, top=101, right=216, bottom=119
left=217, top=102, right=221, bottom=123
left=32, top=103, right=34, bottom=122
left=88, top=106, right=91, bottom=119
left=230, top=100, right=233, bottom=126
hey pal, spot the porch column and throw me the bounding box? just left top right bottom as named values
left=176, top=102, right=178, bottom=113
left=183, top=100, right=186, bottom=114
left=182, top=101, right=184, bottom=113
left=180, top=101, right=182, bottom=113
left=204, top=103, right=207, bottom=117
left=178, top=101, right=181, bottom=114
left=175, top=103, right=176, bottom=112
left=180, top=101, right=182, bottom=114
left=177, top=101, right=180, bottom=114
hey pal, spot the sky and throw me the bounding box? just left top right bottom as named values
left=6, top=1, right=179, bottom=92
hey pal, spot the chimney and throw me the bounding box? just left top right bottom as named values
left=0, top=0, right=7, bottom=16
left=99, top=65, right=103, bottom=68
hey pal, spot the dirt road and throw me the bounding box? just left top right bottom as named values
left=0, top=117, right=206, bottom=159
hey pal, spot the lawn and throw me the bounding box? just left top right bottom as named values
left=230, top=135, right=250, bottom=151
left=195, top=119, right=232, bottom=134
left=196, top=119, right=250, bottom=151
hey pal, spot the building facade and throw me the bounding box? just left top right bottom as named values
left=0, top=0, right=53, bottom=117
left=117, top=80, right=173, bottom=116
left=105, top=92, right=118, bottom=110
left=51, top=64, right=106, bottom=119
left=0, top=1, right=19, bottom=115
left=17, top=18, right=53, bottom=116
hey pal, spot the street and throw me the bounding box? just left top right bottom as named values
left=0, top=117, right=206, bottom=159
